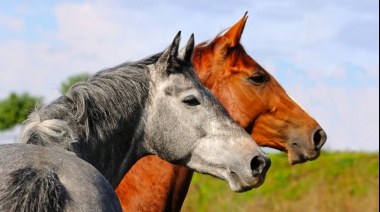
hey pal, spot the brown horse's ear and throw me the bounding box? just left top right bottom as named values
left=214, top=36, right=232, bottom=59
left=178, top=33, right=195, bottom=62
left=223, top=11, right=248, bottom=48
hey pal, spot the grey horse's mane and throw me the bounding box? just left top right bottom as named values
left=19, top=53, right=162, bottom=152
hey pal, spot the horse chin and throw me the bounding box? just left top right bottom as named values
left=226, top=172, right=263, bottom=192
left=287, top=148, right=321, bottom=165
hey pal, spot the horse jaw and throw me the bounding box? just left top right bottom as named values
left=183, top=132, right=270, bottom=192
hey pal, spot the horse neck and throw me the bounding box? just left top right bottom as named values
left=21, top=68, right=151, bottom=188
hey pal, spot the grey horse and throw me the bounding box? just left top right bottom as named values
left=2, top=32, right=270, bottom=211
left=0, top=144, right=121, bottom=211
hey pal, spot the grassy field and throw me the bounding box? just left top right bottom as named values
left=182, top=152, right=379, bottom=212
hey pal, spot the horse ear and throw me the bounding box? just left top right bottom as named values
left=156, top=31, right=181, bottom=72
left=223, top=11, right=248, bottom=48
left=178, top=33, right=195, bottom=62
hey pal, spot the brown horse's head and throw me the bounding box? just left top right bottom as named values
left=192, top=12, right=327, bottom=165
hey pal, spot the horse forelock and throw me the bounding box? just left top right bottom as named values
left=195, top=29, right=229, bottom=50
left=193, top=32, right=249, bottom=73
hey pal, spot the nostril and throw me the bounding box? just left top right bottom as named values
left=313, top=129, right=327, bottom=149
left=313, top=131, right=321, bottom=147
left=250, top=156, right=262, bottom=171
left=250, top=155, right=270, bottom=174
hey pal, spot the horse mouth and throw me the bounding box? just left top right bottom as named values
left=288, top=147, right=321, bottom=165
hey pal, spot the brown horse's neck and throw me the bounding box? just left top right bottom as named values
left=115, top=156, right=194, bottom=212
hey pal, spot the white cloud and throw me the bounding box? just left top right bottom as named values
left=283, top=72, right=379, bottom=152
left=0, top=12, right=24, bottom=32
left=246, top=0, right=379, bottom=76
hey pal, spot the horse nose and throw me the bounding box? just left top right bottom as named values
left=312, top=128, right=327, bottom=150
left=250, top=155, right=271, bottom=176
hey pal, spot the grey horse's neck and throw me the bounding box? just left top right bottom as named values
left=19, top=58, right=156, bottom=187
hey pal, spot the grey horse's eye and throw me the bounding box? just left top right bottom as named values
left=182, top=95, right=200, bottom=106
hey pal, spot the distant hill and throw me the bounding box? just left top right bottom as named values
left=182, top=152, right=379, bottom=212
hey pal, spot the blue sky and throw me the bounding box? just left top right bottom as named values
left=0, top=0, right=378, bottom=152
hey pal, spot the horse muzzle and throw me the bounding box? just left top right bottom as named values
left=287, top=128, right=327, bottom=165
left=227, top=154, right=271, bottom=192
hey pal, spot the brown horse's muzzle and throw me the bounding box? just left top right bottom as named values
left=287, top=128, right=327, bottom=165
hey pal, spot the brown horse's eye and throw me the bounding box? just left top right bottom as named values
left=249, top=73, right=267, bottom=85
left=182, top=96, right=200, bottom=106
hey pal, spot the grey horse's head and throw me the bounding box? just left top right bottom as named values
left=143, top=32, right=271, bottom=192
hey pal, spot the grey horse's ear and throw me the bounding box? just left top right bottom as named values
left=178, top=33, right=194, bottom=62
left=156, top=31, right=181, bottom=73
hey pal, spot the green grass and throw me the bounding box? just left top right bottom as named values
left=182, top=152, right=379, bottom=212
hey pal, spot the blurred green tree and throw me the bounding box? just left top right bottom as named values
left=0, top=72, right=90, bottom=131
left=0, top=92, right=42, bottom=131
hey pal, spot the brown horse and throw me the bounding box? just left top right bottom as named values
left=115, top=12, right=326, bottom=211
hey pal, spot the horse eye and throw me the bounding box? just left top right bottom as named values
left=249, top=74, right=267, bottom=85
left=182, top=96, right=200, bottom=106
